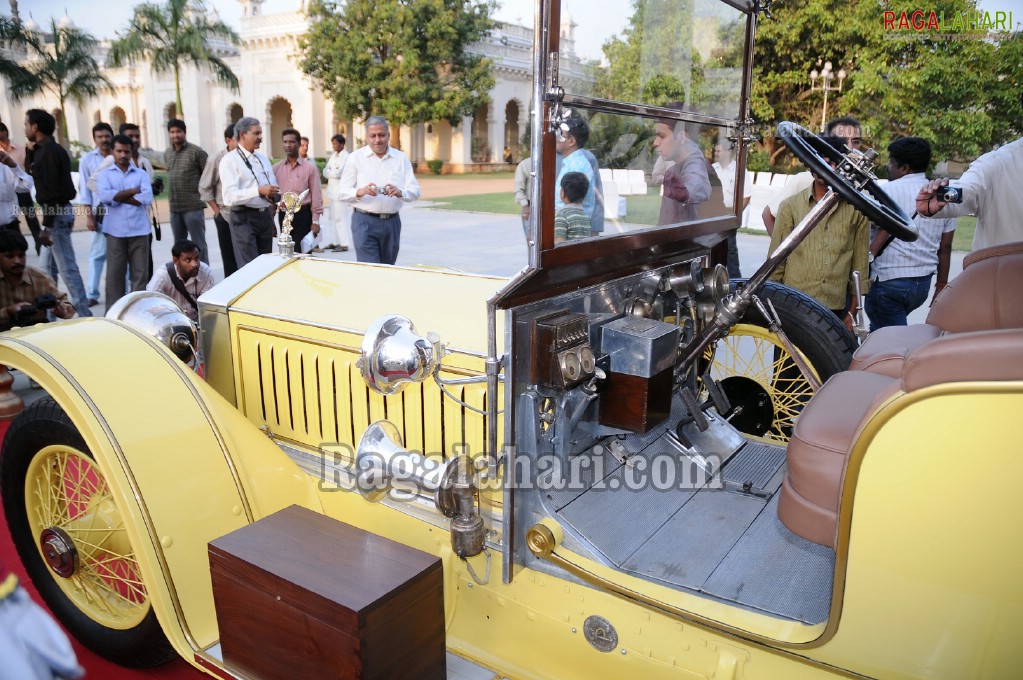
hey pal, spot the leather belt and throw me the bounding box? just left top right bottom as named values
left=354, top=208, right=397, bottom=218
left=233, top=205, right=270, bottom=213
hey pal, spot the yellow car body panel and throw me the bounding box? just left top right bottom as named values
left=228, top=258, right=507, bottom=355
left=0, top=320, right=321, bottom=663
left=812, top=385, right=1023, bottom=678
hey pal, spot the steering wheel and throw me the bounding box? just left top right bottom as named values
left=777, top=121, right=917, bottom=241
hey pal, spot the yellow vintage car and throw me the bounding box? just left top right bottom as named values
left=2, top=0, right=1022, bottom=678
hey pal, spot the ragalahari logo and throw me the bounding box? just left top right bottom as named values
left=883, top=9, right=1015, bottom=34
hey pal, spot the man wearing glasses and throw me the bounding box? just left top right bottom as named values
left=219, top=117, right=281, bottom=268
left=762, top=116, right=863, bottom=234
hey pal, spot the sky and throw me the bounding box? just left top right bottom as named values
left=8, top=0, right=622, bottom=61
left=8, top=0, right=1021, bottom=64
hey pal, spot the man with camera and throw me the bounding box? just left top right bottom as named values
left=338, top=116, right=420, bottom=265
left=867, top=137, right=955, bottom=330
left=0, top=229, right=74, bottom=332
left=219, top=117, right=280, bottom=269
left=916, top=136, right=1023, bottom=251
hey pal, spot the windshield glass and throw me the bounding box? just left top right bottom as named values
left=548, top=0, right=749, bottom=245
left=559, top=0, right=746, bottom=118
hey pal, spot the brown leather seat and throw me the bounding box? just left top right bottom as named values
left=780, top=328, right=1023, bottom=548
left=777, top=370, right=899, bottom=547
left=851, top=243, right=1023, bottom=376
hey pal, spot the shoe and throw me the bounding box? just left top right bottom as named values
left=87, top=298, right=99, bottom=307
left=311, top=246, right=324, bottom=253
left=334, top=245, right=349, bottom=252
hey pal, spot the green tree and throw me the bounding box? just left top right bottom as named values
left=0, top=16, right=112, bottom=144
left=594, top=0, right=707, bottom=108
left=750, top=0, right=1021, bottom=164
left=107, top=0, right=239, bottom=119
left=299, top=0, right=496, bottom=150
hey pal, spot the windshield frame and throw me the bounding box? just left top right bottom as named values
left=497, top=0, right=758, bottom=307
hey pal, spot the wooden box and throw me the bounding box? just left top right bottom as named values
left=599, top=366, right=674, bottom=433
left=208, top=505, right=445, bottom=680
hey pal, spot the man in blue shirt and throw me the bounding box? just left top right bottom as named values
left=97, top=135, right=153, bottom=310
left=554, top=116, right=603, bottom=238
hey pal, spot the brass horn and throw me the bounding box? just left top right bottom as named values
left=356, top=421, right=486, bottom=557
left=355, top=421, right=459, bottom=515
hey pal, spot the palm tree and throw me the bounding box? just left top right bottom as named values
left=108, top=0, right=240, bottom=119
left=0, top=16, right=113, bottom=144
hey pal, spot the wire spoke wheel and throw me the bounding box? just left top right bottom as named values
left=25, top=444, right=149, bottom=629
left=710, top=324, right=818, bottom=441
left=705, top=281, right=857, bottom=442
left=2, top=398, right=175, bottom=667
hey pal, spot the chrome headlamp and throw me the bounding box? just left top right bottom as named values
left=105, top=291, right=198, bottom=363
left=357, top=315, right=440, bottom=396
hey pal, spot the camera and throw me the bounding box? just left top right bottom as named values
left=151, top=176, right=165, bottom=197
left=267, top=191, right=281, bottom=205
left=939, top=185, right=963, bottom=204
left=14, top=294, right=58, bottom=324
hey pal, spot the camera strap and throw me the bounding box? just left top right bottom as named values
left=166, top=263, right=197, bottom=310
left=236, top=148, right=269, bottom=186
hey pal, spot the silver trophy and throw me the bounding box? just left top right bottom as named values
left=277, top=189, right=309, bottom=256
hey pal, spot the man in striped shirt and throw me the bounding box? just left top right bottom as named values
left=866, top=137, right=955, bottom=330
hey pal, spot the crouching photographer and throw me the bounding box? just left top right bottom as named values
left=0, top=230, right=75, bottom=332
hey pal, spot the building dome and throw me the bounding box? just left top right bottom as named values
left=58, top=15, right=75, bottom=29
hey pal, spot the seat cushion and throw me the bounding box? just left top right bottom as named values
left=926, top=251, right=1023, bottom=332
left=962, top=241, right=1023, bottom=269
left=850, top=324, right=943, bottom=377
left=902, top=328, right=1023, bottom=392
left=778, top=370, right=899, bottom=547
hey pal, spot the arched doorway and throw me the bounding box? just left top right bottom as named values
left=110, top=106, right=127, bottom=132
left=470, top=103, right=489, bottom=162
left=504, top=100, right=521, bottom=163
left=267, top=97, right=293, bottom=159
left=163, top=102, right=178, bottom=126
left=228, top=103, right=243, bottom=125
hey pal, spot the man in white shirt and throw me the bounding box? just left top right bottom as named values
left=0, top=150, right=33, bottom=231
left=338, top=116, right=420, bottom=265
left=513, top=157, right=532, bottom=236
left=713, top=140, right=751, bottom=277
left=79, top=122, right=113, bottom=307
left=0, top=122, right=42, bottom=253
left=916, top=136, right=1023, bottom=251
left=320, top=133, right=350, bottom=252
left=199, top=124, right=241, bottom=276
left=867, top=137, right=956, bottom=330
left=219, top=117, right=280, bottom=268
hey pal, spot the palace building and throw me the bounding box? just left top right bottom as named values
left=0, top=0, right=591, bottom=168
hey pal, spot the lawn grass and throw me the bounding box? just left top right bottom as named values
left=952, top=215, right=975, bottom=252
left=428, top=189, right=664, bottom=226
left=427, top=189, right=979, bottom=253
left=425, top=171, right=515, bottom=181
left=427, top=192, right=521, bottom=215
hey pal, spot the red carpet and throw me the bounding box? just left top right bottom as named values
left=0, top=419, right=207, bottom=679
